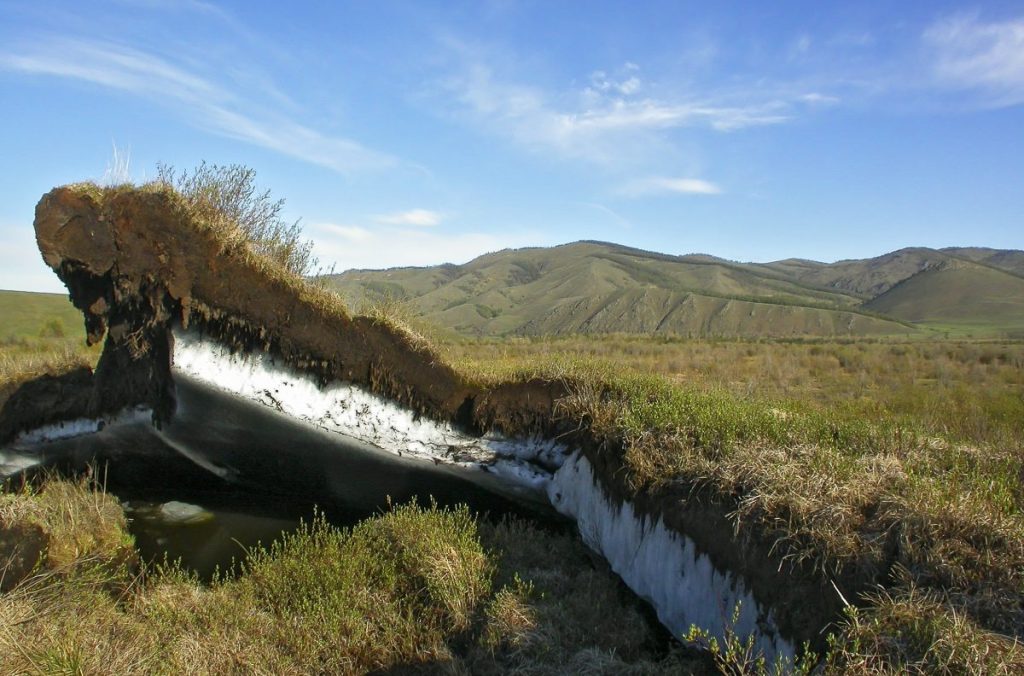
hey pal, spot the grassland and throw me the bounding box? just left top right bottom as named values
left=442, top=334, right=1024, bottom=450
left=0, top=290, right=99, bottom=412
left=435, top=331, right=1024, bottom=672
left=6, top=175, right=1024, bottom=673
left=7, top=283, right=1022, bottom=672
left=0, top=290, right=84, bottom=343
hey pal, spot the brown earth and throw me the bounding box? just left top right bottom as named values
left=0, top=520, right=48, bottom=591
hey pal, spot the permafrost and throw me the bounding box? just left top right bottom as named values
left=549, top=454, right=795, bottom=661
left=172, top=328, right=568, bottom=495
left=13, top=408, right=152, bottom=446
left=4, top=407, right=153, bottom=475
left=0, top=184, right=824, bottom=665
left=175, top=327, right=797, bottom=660
left=3, top=327, right=795, bottom=661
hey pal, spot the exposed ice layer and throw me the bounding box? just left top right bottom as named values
left=12, top=407, right=152, bottom=446
left=4, top=326, right=804, bottom=657
left=548, top=453, right=795, bottom=663
left=3, top=407, right=153, bottom=478
left=0, top=450, right=40, bottom=477
left=171, top=328, right=568, bottom=491
left=15, top=418, right=104, bottom=444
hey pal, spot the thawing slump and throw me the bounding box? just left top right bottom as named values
left=176, top=328, right=793, bottom=658
left=171, top=328, right=567, bottom=499
left=5, top=328, right=793, bottom=659
left=1, top=185, right=811, bottom=661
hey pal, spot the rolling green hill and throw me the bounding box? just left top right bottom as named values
left=864, top=260, right=1024, bottom=335
left=0, top=289, right=83, bottom=342
left=941, top=247, right=1024, bottom=276
left=327, top=241, right=1024, bottom=338
left=762, top=247, right=954, bottom=299
left=324, top=241, right=1016, bottom=338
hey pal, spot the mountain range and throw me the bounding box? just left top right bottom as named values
left=326, top=243, right=1024, bottom=338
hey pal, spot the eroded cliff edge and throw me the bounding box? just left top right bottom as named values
left=2, top=183, right=868, bottom=659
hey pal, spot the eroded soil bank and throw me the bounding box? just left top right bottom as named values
left=0, top=184, right=860, bottom=660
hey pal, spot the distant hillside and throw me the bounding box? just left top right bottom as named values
left=941, top=247, right=1024, bottom=277
left=865, top=260, right=1024, bottom=334
left=0, top=289, right=82, bottom=341
left=763, top=247, right=954, bottom=299
left=325, top=241, right=1024, bottom=338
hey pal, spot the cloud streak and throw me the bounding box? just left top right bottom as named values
left=0, top=37, right=396, bottom=173
left=374, top=209, right=443, bottom=227
left=618, top=176, right=722, bottom=197
left=923, top=13, right=1024, bottom=107
left=436, top=45, right=815, bottom=164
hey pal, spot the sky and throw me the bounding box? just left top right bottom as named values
left=1, top=1, right=1022, bottom=293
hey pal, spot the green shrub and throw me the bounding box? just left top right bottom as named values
left=155, top=162, right=325, bottom=278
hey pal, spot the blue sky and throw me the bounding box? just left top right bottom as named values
left=1, top=1, right=1022, bottom=292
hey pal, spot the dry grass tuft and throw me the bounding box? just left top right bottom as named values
left=464, top=518, right=702, bottom=674
left=154, top=162, right=324, bottom=279
left=358, top=292, right=448, bottom=359
left=825, top=587, right=1024, bottom=674
left=0, top=472, right=134, bottom=591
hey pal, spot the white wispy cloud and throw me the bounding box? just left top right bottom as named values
left=923, top=13, right=1024, bottom=107
left=791, top=34, right=812, bottom=59
left=588, top=64, right=642, bottom=97
left=310, top=222, right=544, bottom=272
left=618, top=176, right=722, bottom=197
left=437, top=49, right=803, bottom=164
left=798, top=92, right=841, bottom=106
left=317, top=224, right=374, bottom=242
left=0, top=37, right=396, bottom=173
left=374, top=209, right=443, bottom=227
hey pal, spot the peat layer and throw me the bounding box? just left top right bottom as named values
left=1, top=184, right=867, bottom=650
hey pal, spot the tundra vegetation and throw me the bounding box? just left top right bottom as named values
left=1, top=476, right=697, bottom=674
left=2, top=166, right=1022, bottom=673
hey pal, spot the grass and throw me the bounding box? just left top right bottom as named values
left=0, top=477, right=690, bottom=674
left=438, top=332, right=1024, bottom=671
left=0, top=290, right=101, bottom=413
left=824, top=588, right=1024, bottom=674
left=444, top=334, right=1024, bottom=449
left=9, top=174, right=1024, bottom=671
left=0, top=472, right=135, bottom=591
left=0, top=290, right=84, bottom=343
left=155, top=162, right=328, bottom=279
